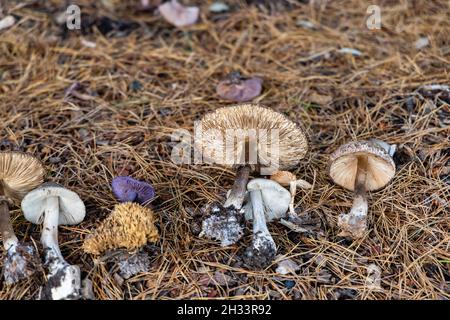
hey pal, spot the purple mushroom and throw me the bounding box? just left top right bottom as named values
left=112, top=176, right=155, bottom=204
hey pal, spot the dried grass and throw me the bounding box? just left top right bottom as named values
left=0, top=0, right=449, bottom=300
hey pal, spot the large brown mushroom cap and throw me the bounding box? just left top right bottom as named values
left=198, top=104, right=308, bottom=171
left=0, top=152, right=45, bottom=204
left=328, top=140, right=395, bottom=191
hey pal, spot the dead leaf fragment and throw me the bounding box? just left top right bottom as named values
left=216, top=72, right=263, bottom=102
left=158, top=0, right=199, bottom=27
left=275, top=256, right=300, bottom=275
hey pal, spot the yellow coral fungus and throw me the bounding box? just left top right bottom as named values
left=83, top=202, right=159, bottom=255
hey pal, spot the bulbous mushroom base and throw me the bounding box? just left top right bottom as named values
left=40, top=264, right=81, bottom=300
left=243, top=231, right=276, bottom=269
left=2, top=243, right=40, bottom=285
left=199, top=203, right=244, bottom=247
left=337, top=197, right=368, bottom=239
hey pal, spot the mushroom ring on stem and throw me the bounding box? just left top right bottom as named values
left=328, top=140, right=395, bottom=238
left=243, top=179, right=291, bottom=269
left=0, top=151, right=44, bottom=284
left=197, top=104, right=308, bottom=246
left=21, top=183, right=86, bottom=300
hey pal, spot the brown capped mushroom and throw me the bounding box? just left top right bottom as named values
left=197, top=104, right=308, bottom=246
left=0, top=151, right=44, bottom=284
left=328, top=140, right=396, bottom=238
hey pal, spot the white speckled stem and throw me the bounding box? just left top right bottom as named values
left=250, top=190, right=271, bottom=239
left=41, top=196, right=81, bottom=300
left=0, top=183, right=18, bottom=251
left=0, top=201, right=18, bottom=250
left=351, top=158, right=368, bottom=219
left=41, top=196, right=65, bottom=268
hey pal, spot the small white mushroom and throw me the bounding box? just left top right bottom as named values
left=328, top=140, right=395, bottom=238
left=270, top=171, right=312, bottom=217
left=243, top=179, right=291, bottom=269
left=21, top=183, right=86, bottom=300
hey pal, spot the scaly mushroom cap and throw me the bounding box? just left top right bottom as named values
left=328, top=140, right=395, bottom=191
left=83, top=202, right=159, bottom=255
left=0, top=152, right=45, bottom=204
left=198, top=104, right=308, bottom=171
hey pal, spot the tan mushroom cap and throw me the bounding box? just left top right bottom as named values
left=270, top=171, right=296, bottom=186
left=198, top=104, right=308, bottom=171
left=0, top=151, right=45, bottom=204
left=328, top=140, right=395, bottom=191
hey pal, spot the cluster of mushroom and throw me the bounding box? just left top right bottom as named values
left=195, top=104, right=397, bottom=269
left=0, top=151, right=86, bottom=300
left=83, top=176, right=159, bottom=279
left=0, top=155, right=160, bottom=299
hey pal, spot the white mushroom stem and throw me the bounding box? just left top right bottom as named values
left=288, top=179, right=312, bottom=217
left=41, top=196, right=81, bottom=300
left=250, top=189, right=275, bottom=250
left=41, top=196, right=66, bottom=268
left=0, top=200, right=18, bottom=251
left=224, top=165, right=251, bottom=209
left=338, top=156, right=368, bottom=238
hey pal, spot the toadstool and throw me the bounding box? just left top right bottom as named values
left=328, top=140, right=396, bottom=238
left=197, top=104, right=308, bottom=246
left=0, top=151, right=44, bottom=284
left=242, top=178, right=291, bottom=268
left=270, top=170, right=312, bottom=217
left=83, top=202, right=159, bottom=255
left=21, top=182, right=86, bottom=300
left=111, top=176, right=155, bottom=205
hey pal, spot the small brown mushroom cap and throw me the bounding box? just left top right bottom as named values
left=270, top=171, right=296, bottom=186
left=328, top=140, right=395, bottom=191
left=83, top=202, right=159, bottom=255
left=198, top=104, right=308, bottom=171
left=0, top=151, right=45, bottom=204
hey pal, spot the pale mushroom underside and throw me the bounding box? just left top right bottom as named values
left=329, top=152, right=395, bottom=191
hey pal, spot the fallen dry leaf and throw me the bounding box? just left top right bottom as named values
left=158, top=0, right=199, bottom=28
left=216, top=71, right=263, bottom=102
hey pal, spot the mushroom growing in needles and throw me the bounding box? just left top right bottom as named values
left=111, top=176, right=155, bottom=205
left=0, top=151, right=44, bottom=284
left=243, top=178, right=291, bottom=268
left=197, top=104, right=308, bottom=246
left=21, top=183, right=86, bottom=300
left=328, top=140, right=396, bottom=238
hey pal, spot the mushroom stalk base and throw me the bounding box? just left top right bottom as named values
left=1, top=196, right=39, bottom=284
left=40, top=196, right=81, bottom=300
left=338, top=157, right=369, bottom=238
left=224, top=165, right=251, bottom=209
left=200, top=203, right=244, bottom=247
left=243, top=190, right=276, bottom=269
left=0, top=200, right=18, bottom=250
